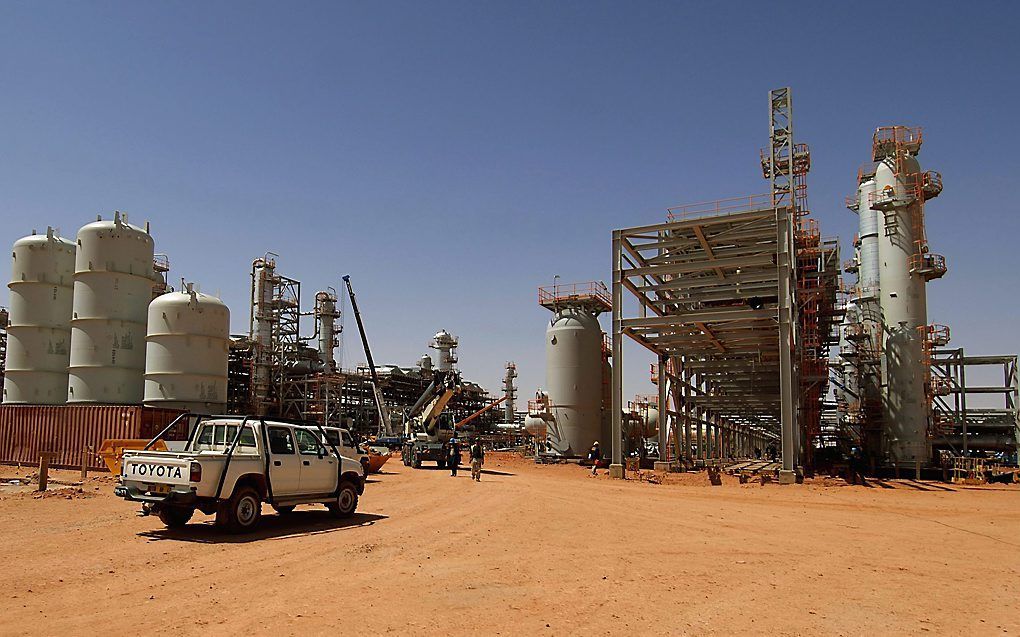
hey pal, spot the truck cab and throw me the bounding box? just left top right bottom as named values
left=116, top=417, right=365, bottom=533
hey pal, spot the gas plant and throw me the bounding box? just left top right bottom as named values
left=0, top=86, right=1015, bottom=480
left=838, top=128, right=1017, bottom=468
left=225, top=257, right=499, bottom=434
left=525, top=87, right=1017, bottom=479
left=0, top=216, right=503, bottom=451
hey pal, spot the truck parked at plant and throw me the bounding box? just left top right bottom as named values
left=115, top=416, right=365, bottom=533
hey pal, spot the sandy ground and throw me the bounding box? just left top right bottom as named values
left=1, top=454, right=1018, bottom=636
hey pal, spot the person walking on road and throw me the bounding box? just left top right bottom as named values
left=447, top=438, right=461, bottom=477
left=470, top=438, right=484, bottom=482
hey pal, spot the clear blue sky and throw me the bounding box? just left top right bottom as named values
left=2, top=1, right=1018, bottom=403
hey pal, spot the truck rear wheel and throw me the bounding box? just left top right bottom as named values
left=219, top=486, right=262, bottom=533
left=158, top=506, right=194, bottom=528
left=327, top=480, right=359, bottom=518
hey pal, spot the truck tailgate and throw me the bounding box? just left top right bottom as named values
left=122, top=455, right=191, bottom=484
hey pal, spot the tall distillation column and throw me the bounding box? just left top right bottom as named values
left=852, top=164, right=884, bottom=453
left=250, top=256, right=276, bottom=415
left=503, top=361, right=517, bottom=424
left=872, top=127, right=942, bottom=464
left=314, top=290, right=340, bottom=370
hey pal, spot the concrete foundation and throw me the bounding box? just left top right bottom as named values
left=609, top=463, right=625, bottom=479
left=778, top=469, right=796, bottom=485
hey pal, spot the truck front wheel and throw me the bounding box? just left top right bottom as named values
left=158, top=506, right=194, bottom=528
left=219, top=486, right=262, bottom=533
left=327, top=480, right=359, bottom=518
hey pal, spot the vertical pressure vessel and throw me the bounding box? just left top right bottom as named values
left=545, top=307, right=603, bottom=456
left=144, top=284, right=230, bottom=413
left=875, top=156, right=928, bottom=463
left=67, top=212, right=156, bottom=403
left=2, top=228, right=76, bottom=404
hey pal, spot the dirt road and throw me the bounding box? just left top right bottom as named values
left=1, top=454, right=1018, bottom=636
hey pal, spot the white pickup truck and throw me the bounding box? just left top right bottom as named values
left=115, top=417, right=366, bottom=533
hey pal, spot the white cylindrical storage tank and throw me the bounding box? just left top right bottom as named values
left=67, top=212, right=156, bottom=403
left=545, top=307, right=603, bottom=456
left=875, top=155, right=928, bottom=464
left=144, top=284, right=230, bottom=413
left=3, top=228, right=76, bottom=404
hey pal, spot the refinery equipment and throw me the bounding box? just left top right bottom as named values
left=502, top=361, right=518, bottom=425
left=837, top=127, right=1017, bottom=468
left=67, top=212, right=157, bottom=404
left=610, top=88, right=838, bottom=480
left=143, top=282, right=230, bottom=413
left=840, top=128, right=945, bottom=465
left=314, top=290, right=340, bottom=369
left=224, top=259, right=501, bottom=436
left=0, top=307, right=8, bottom=391
left=535, top=281, right=612, bottom=457
left=2, top=228, right=76, bottom=404
left=430, top=330, right=459, bottom=372
left=627, top=395, right=659, bottom=441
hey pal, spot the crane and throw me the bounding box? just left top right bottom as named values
left=400, top=370, right=461, bottom=468
left=454, top=395, right=508, bottom=430
left=341, top=275, right=392, bottom=436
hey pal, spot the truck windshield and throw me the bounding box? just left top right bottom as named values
left=193, top=423, right=258, bottom=453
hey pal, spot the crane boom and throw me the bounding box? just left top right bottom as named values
left=341, top=275, right=392, bottom=436
left=455, top=395, right=508, bottom=429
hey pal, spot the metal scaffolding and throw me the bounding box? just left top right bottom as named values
left=610, top=88, right=837, bottom=478
left=930, top=350, right=1019, bottom=456
left=612, top=202, right=793, bottom=473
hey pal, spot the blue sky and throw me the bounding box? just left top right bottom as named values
left=2, top=1, right=1018, bottom=403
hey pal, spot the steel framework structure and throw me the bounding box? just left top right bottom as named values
left=610, top=88, right=838, bottom=477
left=611, top=203, right=792, bottom=473
left=930, top=350, right=1019, bottom=456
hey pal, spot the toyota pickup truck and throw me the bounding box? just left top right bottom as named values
left=115, top=416, right=366, bottom=533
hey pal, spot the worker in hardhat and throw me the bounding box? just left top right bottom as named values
left=588, top=441, right=602, bottom=476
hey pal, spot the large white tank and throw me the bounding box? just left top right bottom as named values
left=67, top=212, right=156, bottom=404
left=545, top=307, right=603, bottom=456
left=875, top=154, right=928, bottom=463
left=2, top=228, right=76, bottom=404
left=144, top=283, right=230, bottom=413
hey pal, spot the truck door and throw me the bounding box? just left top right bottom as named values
left=294, top=428, right=338, bottom=494
left=266, top=426, right=302, bottom=496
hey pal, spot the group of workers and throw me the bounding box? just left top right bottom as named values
left=442, top=438, right=485, bottom=481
